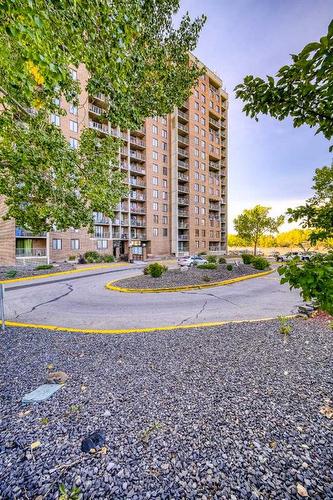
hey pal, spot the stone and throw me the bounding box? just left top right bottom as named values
left=47, top=371, right=69, bottom=384
left=22, top=384, right=62, bottom=403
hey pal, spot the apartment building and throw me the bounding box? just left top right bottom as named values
left=0, top=62, right=228, bottom=265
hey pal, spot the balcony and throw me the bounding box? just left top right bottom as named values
left=131, top=219, right=146, bottom=227
left=209, top=116, right=220, bottom=129
left=178, top=196, right=189, bottom=205
left=178, top=222, right=189, bottom=229
left=129, top=136, right=146, bottom=149
left=209, top=203, right=220, bottom=211
left=130, top=206, right=145, bottom=214
left=15, top=228, right=47, bottom=237
left=131, top=125, right=146, bottom=136
left=209, top=145, right=220, bottom=159
left=130, top=192, right=146, bottom=201
left=131, top=232, right=146, bottom=240
left=178, top=148, right=188, bottom=159
left=110, top=127, right=119, bottom=138
left=130, top=163, right=146, bottom=175
left=178, top=172, right=189, bottom=182
left=178, top=159, right=189, bottom=170
left=178, top=209, right=189, bottom=217
left=178, top=110, right=189, bottom=122
left=209, top=161, right=220, bottom=171
left=94, top=229, right=110, bottom=239
left=93, top=93, right=107, bottom=102
left=89, top=120, right=109, bottom=134
left=93, top=214, right=109, bottom=224
left=16, top=248, right=47, bottom=257
left=178, top=234, right=189, bottom=241
left=178, top=185, right=189, bottom=193
left=129, top=150, right=145, bottom=162
left=89, top=103, right=104, bottom=116
left=178, top=135, right=189, bottom=146
left=178, top=122, right=189, bottom=133
left=130, top=178, right=146, bottom=187
left=120, top=147, right=128, bottom=156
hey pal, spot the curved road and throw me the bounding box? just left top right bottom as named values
left=3, top=265, right=302, bottom=331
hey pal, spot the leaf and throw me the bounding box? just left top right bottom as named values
left=31, top=440, right=41, bottom=450
left=269, top=440, right=277, bottom=449
left=296, top=483, right=308, bottom=497
left=18, top=409, right=32, bottom=417
left=319, top=405, right=333, bottom=419
left=47, top=363, right=54, bottom=370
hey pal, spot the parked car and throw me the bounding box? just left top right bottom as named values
left=178, top=255, right=208, bottom=267
left=276, top=251, right=303, bottom=262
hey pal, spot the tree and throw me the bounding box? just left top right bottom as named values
left=234, top=205, right=284, bottom=255
left=286, top=165, right=333, bottom=244
left=227, top=234, right=248, bottom=247
left=235, top=19, right=333, bottom=149
left=275, top=229, right=312, bottom=249
left=0, top=1, right=205, bottom=232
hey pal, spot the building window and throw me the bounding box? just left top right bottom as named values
left=194, top=101, right=199, bottom=110
left=162, top=204, right=168, bottom=212
left=201, top=83, right=206, bottom=92
left=162, top=191, right=167, bottom=200
left=53, top=97, right=60, bottom=106
left=194, top=89, right=199, bottom=98
left=202, top=230, right=206, bottom=237
left=195, top=218, right=199, bottom=225
left=153, top=227, right=158, bottom=237
left=162, top=216, right=168, bottom=224
left=162, top=228, right=168, bottom=237
left=201, top=140, right=206, bottom=148
left=162, top=142, right=167, bottom=151
left=153, top=164, right=159, bottom=173
left=194, top=183, right=199, bottom=191
left=152, top=138, right=158, bottom=147
left=194, top=160, right=199, bottom=169
left=195, top=172, right=199, bottom=180
left=152, top=177, right=158, bottom=185
left=152, top=151, right=158, bottom=160
left=153, top=214, right=159, bottom=223
left=97, top=240, right=108, bottom=249
left=194, top=113, right=199, bottom=122
left=71, top=239, right=80, bottom=250
left=194, top=149, right=199, bottom=157
left=194, top=125, right=199, bottom=133
left=194, top=194, right=199, bottom=203
left=69, top=137, right=78, bottom=149
left=153, top=202, right=158, bottom=210
left=153, top=190, right=158, bottom=198
left=201, top=207, right=206, bottom=215
left=51, top=114, right=60, bottom=126
left=162, top=129, right=167, bottom=138
left=201, top=219, right=206, bottom=226
left=201, top=106, right=206, bottom=114
left=194, top=206, right=199, bottom=214
left=201, top=117, right=206, bottom=125
left=161, top=117, right=167, bottom=125
left=70, top=68, right=77, bottom=80
left=201, top=95, right=206, bottom=103
left=202, top=241, right=206, bottom=247
left=194, top=137, right=199, bottom=145
left=163, top=167, right=168, bottom=176
left=163, top=154, right=167, bottom=163
left=195, top=240, right=199, bottom=248
left=162, top=179, right=167, bottom=188
left=201, top=128, right=206, bottom=137
left=52, top=239, right=62, bottom=250
left=69, top=104, right=78, bottom=115
left=70, top=120, right=78, bottom=133
left=152, top=124, right=158, bottom=134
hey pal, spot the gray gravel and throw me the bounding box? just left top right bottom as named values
left=1, top=317, right=332, bottom=499
left=115, top=263, right=265, bottom=289
left=0, top=263, right=75, bottom=280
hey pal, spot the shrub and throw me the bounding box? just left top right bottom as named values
left=102, top=254, right=115, bottom=263
left=4, top=269, right=17, bottom=278
left=68, top=255, right=76, bottom=261
left=84, top=251, right=102, bottom=263
left=219, top=257, right=226, bottom=264
left=278, top=252, right=333, bottom=315
left=197, top=263, right=217, bottom=270
left=252, top=256, right=269, bottom=270
left=35, top=264, right=53, bottom=271
left=207, top=255, right=217, bottom=263
left=241, top=253, right=254, bottom=264
left=198, top=251, right=207, bottom=256
left=226, top=264, right=233, bottom=271
left=143, top=262, right=168, bottom=278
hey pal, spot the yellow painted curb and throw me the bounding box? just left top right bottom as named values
left=106, top=269, right=275, bottom=293
left=0, top=263, right=125, bottom=285
left=0, top=315, right=297, bottom=336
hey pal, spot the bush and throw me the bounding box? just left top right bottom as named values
left=84, top=251, right=102, bottom=263
left=5, top=269, right=17, bottom=278
left=102, top=254, right=115, bottom=263
left=219, top=257, right=226, bottom=264
left=68, top=255, right=76, bottom=261
left=197, top=263, right=218, bottom=270
left=252, top=257, right=269, bottom=270
left=241, top=253, right=254, bottom=264
left=207, top=255, right=217, bottom=263
left=35, top=264, right=53, bottom=271
left=278, top=252, right=333, bottom=315
left=198, top=251, right=207, bottom=256
left=143, top=262, right=168, bottom=278
left=226, top=264, right=233, bottom=271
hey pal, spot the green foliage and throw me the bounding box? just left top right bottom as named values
left=69, top=404, right=80, bottom=413
left=235, top=20, right=333, bottom=148
left=68, top=255, right=76, bottom=261
left=198, top=251, right=207, bottom=256
left=287, top=166, right=333, bottom=244
left=4, top=269, right=17, bottom=278
left=275, top=229, right=312, bottom=248
left=278, top=252, right=333, bottom=314
left=58, top=484, right=81, bottom=500
left=197, top=263, right=218, bottom=270
left=226, top=264, right=233, bottom=271
left=219, top=257, right=226, bottom=264
left=234, top=205, right=284, bottom=255
left=207, top=255, right=217, bottom=263
left=241, top=254, right=254, bottom=264
left=102, top=254, right=115, bottom=263
left=84, top=251, right=102, bottom=263
left=227, top=234, right=248, bottom=247
left=0, top=1, right=205, bottom=231
left=143, top=262, right=168, bottom=278
left=278, top=316, right=292, bottom=335
left=34, top=264, right=53, bottom=270
left=252, top=257, right=269, bottom=270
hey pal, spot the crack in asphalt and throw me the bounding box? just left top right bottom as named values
left=180, top=290, right=239, bottom=307
left=177, top=299, right=208, bottom=326
left=15, top=283, right=74, bottom=319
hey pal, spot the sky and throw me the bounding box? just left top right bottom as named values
left=176, top=0, right=332, bottom=231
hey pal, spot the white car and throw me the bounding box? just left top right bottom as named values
left=276, top=252, right=303, bottom=262
left=178, top=255, right=208, bottom=267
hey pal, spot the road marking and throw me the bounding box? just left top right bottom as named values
left=106, top=269, right=275, bottom=293
left=0, top=315, right=297, bottom=336
left=0, top=263, right=126, bottom=285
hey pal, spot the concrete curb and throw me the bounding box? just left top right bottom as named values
left=0, top=263, right=125, bottom=285
left=0, top=314, right=297, bottom=336
left=105, top=269, right=275, bottom=293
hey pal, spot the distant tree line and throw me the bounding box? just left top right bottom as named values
left=228, top=229, right=332, bottom=250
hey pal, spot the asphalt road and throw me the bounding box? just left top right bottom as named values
left=3, top=266, right=302, bottom=330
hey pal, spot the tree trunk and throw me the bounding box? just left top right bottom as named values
left=254, top=241, right=257, bottom=256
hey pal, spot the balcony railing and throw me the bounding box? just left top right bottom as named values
left=89, top=103, right=103, bottom=115
left=209, top=204, right=220, bottom=211
left=209, top=116, right=220, bottom=128
left=130, top=192, right=146, bottom=201
left=15, top=228, right=47, bottom=237
left=178, top=234, right=189, bottom=241
left=130, top=206, right=146, bottom=214
left=178, top=197, right=189, bottom=205
left=129, top=150, right=145, bottom=161
left=94, top=230, right=110, bottom=239
left=178, top=185, right=189, bottom=193
left=16, top=248, right=46, bottom=257
left=178, top=222, right=189, bottom=229
left=93, top=93, right=106, bottom=102
left=89, top=121, right=109, bottom=134
left=178, top=209, right=189, bottom=217
left=178, top=148, right=188, bottom=157
left=130, top=164, right=146, bottom=175
left=93, top=214, right=109, bottom=224
left=178, top=172, right=189, bottom=181
left=130, top=178, right=145, bottom=187
left=178, top=135, right=189, bottom=145
left=131, top=220, right=146, bottom=227
left=178, top=110, right=189, bottom=121
left=209, top=161, right=220, bottom=170
left=178, top=122, right=189, bottom=133
left=131, top=233, right=146, bottom=240
left=130, top=136, right=146, bottom=148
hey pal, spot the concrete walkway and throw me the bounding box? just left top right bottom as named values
left=3, top=267, right=302, bottom=331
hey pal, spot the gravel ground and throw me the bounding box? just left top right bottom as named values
left=0, top=263, right=75, bottom=280
left=1, top=317, right=332, bottom=499
left=114, top=263, right=265, bottom=289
